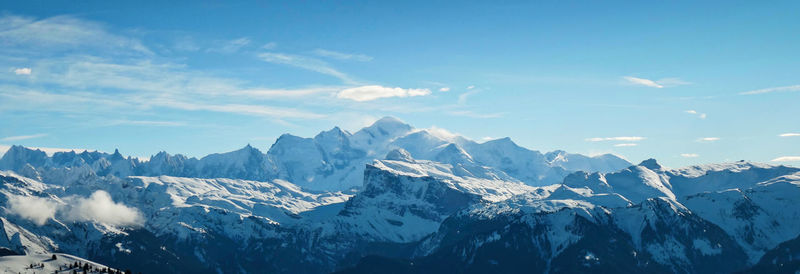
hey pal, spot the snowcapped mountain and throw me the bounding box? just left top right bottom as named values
left=1, top=118, right=799, bottom=273
left=0, top=117, right=632, bottom=191
left=341, top=159, right=800, bottom=273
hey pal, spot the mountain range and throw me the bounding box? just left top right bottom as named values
left=0, top=117, right=798, bottom=273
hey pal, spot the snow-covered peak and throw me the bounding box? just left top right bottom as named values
left=544, top=150, right=567, bottom=163
left=667, top=160, right=779, bottom=178
left=0, top=145, right=48, bottom=171
left=368, top=116, right=411, bottom=132
left=434, top=143, right=474, bottom=165
left=385, top=148, right=414, bottom=162
left=314, top=126, right=351, bottom=143
left=388, top=130, right=449, bottom=159
left=638, top=158, right=662, bottom=170
left=350, top=116, right=414, bottom=151
left=199, top=144, right=264, bottom=165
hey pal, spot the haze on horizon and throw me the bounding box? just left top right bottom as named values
left=1, top=1, right=798, bottom=168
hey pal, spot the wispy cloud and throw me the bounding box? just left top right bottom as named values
left=0, top=14, right=151, bottom=55
left=681, top=153, right=700, bottom=158
left=258, top=52, right=357, bottom=84
left=0, top=133, right=47, bottom=142
left=779, top=133, right=800, bottom=137
left=586, top=136, right=646, bottom=142
left=457, top=90, right=479, bottom=105
left=13, top=67, right=31, bottom=75
left=685, top=110, right=707, bottom=119
left=697, top=137, right=720, bottom=142
left=336, top=85, right=431, bottom=102
left=150, top=99, right=327, bottom=119
left=439, top=87, right=451, bottom=92
left=613, top=143, right=638, bottom=147
left=108, top=120, right=186, bottom=127
left=233, top=87, right=340, bottom=98
left=312, top=49, right=373, bottom=62
left=262, top=42, right=277, bottom=50
left=208, top=37, right=251, bottom=54
left=447, top=110, right=505, bottom=119
left=623, top=76, right=690, bottom=89
left=623, top=76, right=663, bottom=88
left=740, top=85, right=800, bottom=95
left=771, top=156, right=800, bottom=162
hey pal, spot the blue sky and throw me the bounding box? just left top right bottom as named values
left=1, top=1, right=799, bottom=167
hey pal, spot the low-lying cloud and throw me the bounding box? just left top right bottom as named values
left=6, top=190, right=144, bottom=227
left=65, top=191, right=144, bottom=227
left=7, top=195, right=58, bottom=225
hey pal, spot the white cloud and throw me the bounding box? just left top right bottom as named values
left=13, top=67, right=31, bottom=75
left=771, top=156, right=800, bottom=162
left=740, top=85, right=800, bottom=95
left=586, top=136, right=646, bottom=142
left=466, top=85, right=475, bottom=90
left=336, top=85, right=431, bottom=102
left=7, top=195, right=58, bottom=225
left=312, top=49, right=373, bottom=62
left=613, top=143, right=638, bottom=147
left=779, top=133, right=800, bottom=137
left=681, top=153, right=700, bottom=158
left=698, top=137, right=720, bottom=142
left=623, top=76, right=663, bottom=88
left=258, top=52, right=357, bottom=84
left=685, top=110, right=707, bottom=119
left=0, top=133, right=47, bottom=142
left=623, top=76, right=691, bottom=89
left=65, top=191, right=144, bottom=227
left=439, top=87, right=451, bottom=92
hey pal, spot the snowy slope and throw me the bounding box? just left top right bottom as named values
left=0, top=253, right=121, bottom=274
left=305, top=149, right=536, bottom=244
